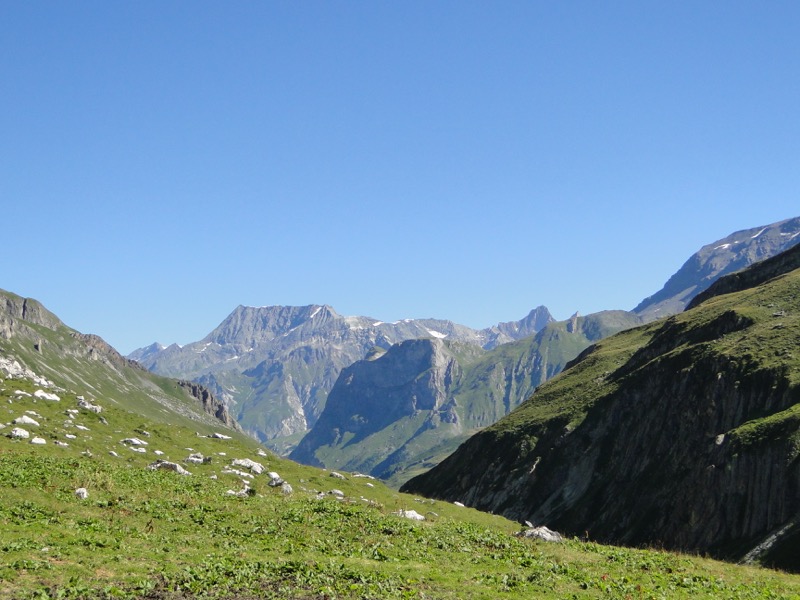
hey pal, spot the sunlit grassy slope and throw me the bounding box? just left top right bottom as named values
left=2, top=357, right=800, bottom=598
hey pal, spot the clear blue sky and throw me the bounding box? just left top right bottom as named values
left=2, top=2, right=798, bottom=354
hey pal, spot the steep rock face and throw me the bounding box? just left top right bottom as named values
left=291, top=338, right=461, bottom=473
left=402, top=256, right=800, bottom=571
left=131, top=304, right=554, bottom=450
left=292, top=310, right=641, bottom=486
left=1, top=291, right=62, bottom=340
left=633, top=216, right=800, bottom=321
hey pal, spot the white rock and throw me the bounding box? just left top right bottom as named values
left=222, top=467, right=253, bottom=479
left=516, top=525, right=564, bottom=542
left=210, top=432, right=232, bottom=440
left=185, top=453, right=205, bottom=464
left=13, top=415, right=40, bottom=426
left=54, top=440, right=69, bottom=447
left=10, top=427, right=30, bottom=439
left=153, top=450, right=164, bottom=456
left=14, top=390, right=32, bottom=397
left=78, top=398, right=103, bottom=414
left=393, top=509, right=425, bottom=521
left=34, top=390, right=60, bottom=402
left=281, top=482, right=293, bottom=495
left=365, top=482, right=374, bottom=488
left=75, top=488, right=89, bottom=500
left=109, top=451, right=119, bottom=457
left=267, top=472, right=284, bottom=487
left=75, top=425, right=90, bottom=431
left=256, top=449, right=268, bottom=457
left=65, top=434, right=77, bottom=440
left=454, top=501, right=465, bottom=507
left=330, top=489, right=345, bottom=498
left=232, top=458, right=265, bottom=475
left=330, top=471, right=347, bottom=480
left=30, top=437, right=46, bottom=445
left=147, top=460, right=191, bottom=476
left=131, top=447, right=146, bottom=453
left=121, top=437, right=148, bottom=446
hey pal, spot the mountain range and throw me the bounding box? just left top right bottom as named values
left=129, top=304, right=555, bottom=452
left=129, top=216, right=800, bottom=481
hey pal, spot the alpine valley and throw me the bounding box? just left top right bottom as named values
left=131, top=217, right=800, bottom=487
left=2, top=217, right=800, bottom=597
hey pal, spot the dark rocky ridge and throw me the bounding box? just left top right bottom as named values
left=402, top=251, right=800, bottom=571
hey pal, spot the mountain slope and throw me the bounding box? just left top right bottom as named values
left=633, top=216, right=800, bottom=320
left=402, top=244, right=800, bottom=571
left=292, top=310, right=641, bottom=487
left=130, top=304, right=554, bottom=450
left=1, top=288, right=239, bottom=432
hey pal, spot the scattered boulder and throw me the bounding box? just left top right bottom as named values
left=54, top=440, right=69, bottom=447
left=9, top=427, right=29, bottom=439
left=281, top=482, right=293, bottom=495
left=13, top=415, right=39, bottom=426
left=516, top=525, right=564, bottom=542
left=147, top=460, right=191, bottom=476
left=393, top=509, right=425, bottom=521
left=256, top=449, right=268, bottom=457
left=109, top=450, right=119, bottom=457
left=222, top=467, right=253, bottom=479
left=121, top=437, right=148, bottom=446
left=78, top=398, right=103, bottom=413
left=75, top=488, right=89, bottom=500
left=30, top=437, right=46, bottom=445
left=267, top=472, right=284, bottom=487
left=232, top=458, right=265, bottom=475
left=185, top=453, right=206, bottom=465
left=454, top=502, right=465, bottom=507
left=226, top=482, right=252, bottom=497
left=64, top=434, right=77, bottom=440
left=34, top=390, right=60, bottom=402
left=210, top=432, right=232, bottom=440
left=330, top=471, right=347, bottom=480
left=330, top=489, right=345, bottom=498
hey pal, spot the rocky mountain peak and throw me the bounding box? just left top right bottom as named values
left=634, top=216, right=800, bottom=320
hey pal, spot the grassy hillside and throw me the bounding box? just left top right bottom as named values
left=2, top=380, right=800, bottom=599
left=2, top=294, right=800, bottom=597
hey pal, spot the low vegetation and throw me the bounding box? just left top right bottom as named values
left=2, top=369, right=800, bottom=599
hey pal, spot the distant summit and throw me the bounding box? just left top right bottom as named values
left=634, top=216, right=800, bottom=320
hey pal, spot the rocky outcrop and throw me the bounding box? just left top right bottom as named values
left=633, top=216, right=800, bottom=321
left=403, top=253, right=800, bottom=571
left=177, top=380, right=242, bottom=432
